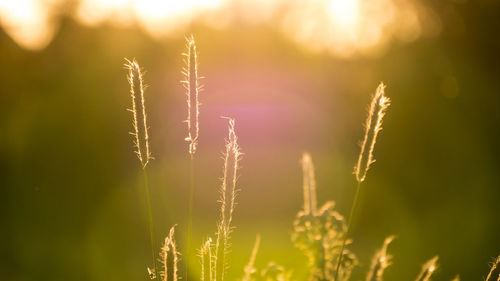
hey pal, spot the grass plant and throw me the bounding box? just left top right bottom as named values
left=123, top=44, right=498, bottom=281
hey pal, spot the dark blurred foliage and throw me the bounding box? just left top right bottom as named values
left=1, top=1, right=499, bottom=281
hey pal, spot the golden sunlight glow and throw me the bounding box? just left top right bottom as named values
left=0, top=0, right=58, bottom=50
left=328, top=0, right=359, bottom=28
left=0, top=0, right=441, bottom=57
left=77, top=0, right=134, bottom=26
left=133, top=0, right=222, bottom=37
left=76, top=0, right=222, bottom=35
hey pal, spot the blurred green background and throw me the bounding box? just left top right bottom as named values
left=1, top=0, right=499, bottom=281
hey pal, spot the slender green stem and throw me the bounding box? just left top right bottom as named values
left=187, top=154, right=195, bottom=280
left=333, top=181, right=362, bottom=281
left=143, top=168, right=158, bottom=279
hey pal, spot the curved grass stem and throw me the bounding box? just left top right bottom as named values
left=143, top=168, right=158, bottom=279
left=334, top=181, right=361, bottom=281
left=186, top=154, right=195, bottom=280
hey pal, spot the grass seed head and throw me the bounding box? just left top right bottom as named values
left=160, top=226, right=180, bottom=281
left=415, top=256, right=439, bottom=281
left=215, top=117, right=242, bottom=281
left=182, top=35, right=202, bottom=156
left=366, top=236, right=395, bottom=281
left=355, top=82, right=390, bottom=182
left=125, top=58, right=152, bottom=168
left=486, top=255, right=500, bottom=281
left=201, top=237, right=214, bottom=281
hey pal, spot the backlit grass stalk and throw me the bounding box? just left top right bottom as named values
left=182, top=34, right=201, bottom=156
left=293, top=153, right=358, bottom=281
left=486, top=255, right=500, bottom=281
left=125, top=59, right=158, bottom=279
left=126, top=58, right=152, bottom=168
left=301, top=152, right=317, bottom=215
left=355, top=82, right=390, bottom=183
left=182, top=35, right=202, bottom=280
left=335, top=82, right=390, bottom=281
left=415, top=256, right=438, bottom=281
left=242, top=235, right=261, bottom=281
left=200, top=238, right=213, bottom=281
left=215, top=117, right=242, bottom=281
left=366, top=236, right=394, bottom=281
left=160, top=226, right=180, bottom=281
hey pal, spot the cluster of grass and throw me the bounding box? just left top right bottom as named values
left=124, top=36, right=500, bottom=281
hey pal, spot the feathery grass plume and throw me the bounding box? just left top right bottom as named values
left=354, top=82, right=390, bottom=182
left=214, top=117, right=242, bottom=281
left=335, top=82, right=390, bottom=280
left=486, top=255, right=500, bottom=281
left=200, top=238, right=213, bottom=281
left=182, top=35, right=202, bottom=280
left=182, top=35, right=202, bottom=156
left=293, top=154, right=357, bottom=281
left=125, top=58, right=152, bottom=168
left=301, top=152, right=317, bottom=216
left=126, top=58, right=158, bottom=279
left=366, top=236, right=395, bottom=281
left=160, top=226, right=180, bottom=281
left=242, top=235, right=261, bottom=281
left=415, top=256, right=438, bottom=281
